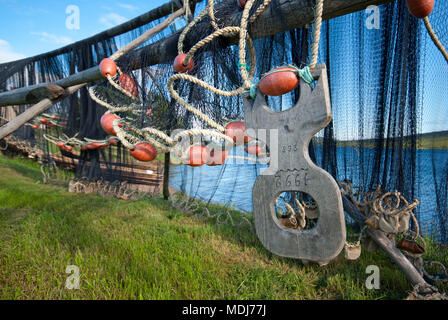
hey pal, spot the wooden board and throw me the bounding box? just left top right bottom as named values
left=242, top=64, right=345, bottom=265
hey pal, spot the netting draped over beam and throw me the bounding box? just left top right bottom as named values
left=0, top=0, right=447, bottom=243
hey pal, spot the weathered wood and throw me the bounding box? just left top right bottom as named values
left=0, top=84, right=65, bottom=106
left=0, top=0, right=394, bottom=133
left=341, top=195, right=427, bottom=287
left=0, top=7, right=186, bottom=108
left=0, top=8, right=187, bottom=137
left=0, top=0, right=199, bottom=71
left=0, top=84, right=85, bottom=139
left=125, top=0, right=395, bottom=68
left=243, top=64, right=346, bottom=265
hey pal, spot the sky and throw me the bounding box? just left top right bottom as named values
left=0, top=0, right=162, bottom=62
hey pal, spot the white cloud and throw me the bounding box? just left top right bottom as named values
left=100, top=13, right=128, bottom=28
left=30, top=32, right=73, bottom=46
left=0, top=39, right=26, bottom=63
left=117, top=3, right=139, bottom=11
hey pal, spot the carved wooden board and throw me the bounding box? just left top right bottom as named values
left=243, top=64, right=346, bottom=265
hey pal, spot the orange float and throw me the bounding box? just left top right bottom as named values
left=245, top=144, right=264, bottom=157
left=86, top=142, right=108, bottom=150
left=99, top=58, right=117, bottom=77
left=119, top=74, right=139, bottom=97
left=258, top=67, right=299, bottom=96
left=31, top=124, right=39, bottom=129
left=225, top=121, right=251, bottom=145
left=237, top=0, right=246, bottom=10
left=207, top=149, right=228, bottom=166
left=187, top=145, right=209, bottom=167
left=40, top=118, right=48, bottom=124
left=108, top=138, right=118, bottom=146
left=56, top=141, right=64, bottom=149
left=173, top=54, right=194, bottom=73
left=100, top=113, right=122, bottom=136
left=406, top=0, right=434, bottom=18
left=130, top=142, right=158, bottom=162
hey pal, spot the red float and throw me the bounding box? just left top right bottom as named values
left=108, top=138, right=118, bottom=146
left=100, top=113, right=122, bottom=136
left=207, top=149, right=228, bottom=166
left=51, top=115, right=57, bottom=120
left=406, top=0, right=434, bottom=18
left=245, top=144, right=264, bottom=157
left=99, top=58, right=117, bottom=77
left=31, top=124, right=39, bottom=129
left=130, top=142, right=158, bottom=162
left=56, top=141, right=64, bottom=149
left=237, top=0, right=246, bottom=10
left=40, top=118, right=48, bottom=124
left=258, top=67, right=299, bottom=96
left=187, top=145, right=209, bottom=167
left=173, top=54, right=194, bottom=73
left=146, top=109, right=152, bottom=116
left=225, top=121, right=251, bottom=145
left=86, top=142, right=107, bottom=150
left=46, top=122, right=55, bottom=128
left=119, top=74, right=139, bottom=97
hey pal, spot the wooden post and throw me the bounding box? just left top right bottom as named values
left=163, top=152, right=171, bottom=200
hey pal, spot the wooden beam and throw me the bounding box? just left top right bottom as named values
left=342, top=195, right=427, bottom=287
left=0, top=84, right=85, bottom=140
left=125, top=0, right=395, bottom=68
left=0, top=7, right=186, bottom=136
left=0, top=84, right=65, bottom=106
left=0, top=7, right=186, bottom=107
left=0, top=1, right=200, bottom=71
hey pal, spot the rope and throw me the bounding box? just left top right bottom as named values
left=423, top=16, right=448, bottom=64
left=310, top=0, right=324, bottom=70
left=86, top=0, right=273, bottom=158
left=170, top=0, right=263, bottom=133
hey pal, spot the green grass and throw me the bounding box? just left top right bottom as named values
left=0, top=154, right=447, bottom=300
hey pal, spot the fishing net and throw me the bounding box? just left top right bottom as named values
left=0, top=0, right=448, bottom=242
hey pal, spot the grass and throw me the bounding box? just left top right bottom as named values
left=0, top=154, right=447, bottom=300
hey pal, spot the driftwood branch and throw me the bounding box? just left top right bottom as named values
left=342, top=195, right=427, bottom=287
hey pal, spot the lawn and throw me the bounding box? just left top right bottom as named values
left=0, top=154, right=446, bottom=300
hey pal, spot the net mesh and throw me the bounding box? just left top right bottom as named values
left=1, top=0, right=448, bottom=242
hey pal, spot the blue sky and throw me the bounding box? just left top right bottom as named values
left=0, top=0, right=162, bottom=62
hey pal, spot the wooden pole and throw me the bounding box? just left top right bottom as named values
left=0, top=84, right=85, bottom=139
left=342, top=195, right=428, bottom=287
left=0, top=1, right=200, bottom=73
left=0, top=7, right=186, bottom=107
left=163, top=153, right=171, bottom=200
left=0, top=84, right=66, bottom=106
left=125, top=0, right=395, bottom=68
